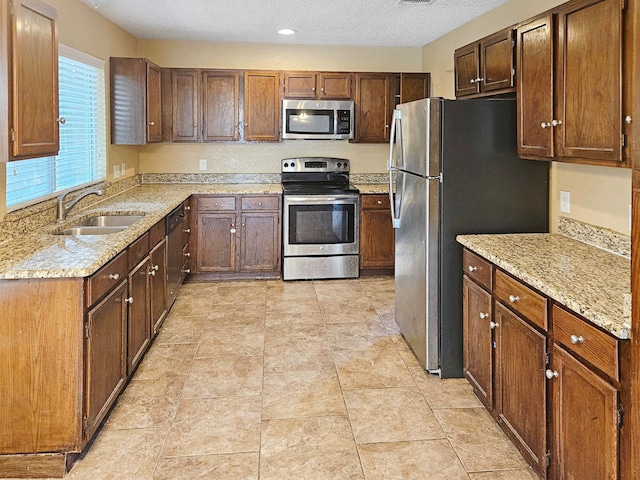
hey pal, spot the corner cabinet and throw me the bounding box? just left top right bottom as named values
left=8, top=0, right=60, bottom=160
left=516, top=0, right=626, bottom=166
left=110, top=57, right=163, bottom=144
left=243, top=71, right=281, bottom=141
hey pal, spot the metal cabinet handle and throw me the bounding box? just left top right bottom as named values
left=184, top=252, right=191, bottom=257
left=541, top=122, right=551, bottom=129
left=570, top=334, right=585, bottom=345
left=149, top=269, right=156, bottom=276
left=181, top=268, right=191, bottom=274
left=125, top=296, right=134, bottom=304
left=490, top=321, right=499, bottom=329
left=551, top=119, right=562, bottom=127
left=546, top=369, right=558, bottom=379
left=57, top=117, right=66, bottom=124
left=479, top=312, right=489, bottom=319
left=508, top=295, right=520, bottom=303
left=109, top=273, right=120, bottom=280
left=148, top=121, right=155, bottom=126
left=183, top=228, right=191, bottom=233
left=152, top=264, right=159, bottom=271
left=468, top=265, right=477, bottom=272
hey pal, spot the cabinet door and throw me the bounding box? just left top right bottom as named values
left=196, top=213, right=236, bottom=272
left=244, top=71, right=281, bottom=141
left=150, top=239, right=167, bottom=335
left=399, top=73, right=430, bottom=103
left=549, top=344, right=618, bottom=479
left=85, top=282, right=127, bottom=440
left=202, top=70, right=239, bottom=141
left=516, top=14, right=554, bottom=159
left=354, top=73, right=392, bottom=143
left=127, top=259, right=151, bottom=375
left=317, top=72, right=352, bottom=99
left=480, top=29, right=514, bottom=93
left=146, top=62, right=162, bottom=143
left=454, top=43, right=479, bottom=97
left=10, top=0, right=59, bottom=159
left=462, top=276, right=493, bottom=410
left=360, top=198, right=394, bottom=269
left=555, top=0, right=623, bottom=163
left=171, top=69, right=199, bottom=142
left=283, top=72, right=316, bottom=98
left=494, top=303, right=547, bottom=476
left=239, top=212, right=280, bottom=272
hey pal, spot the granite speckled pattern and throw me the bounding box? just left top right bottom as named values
left=457, top=233, right=630, bottom=339
left=0, top=184, right=281, bottom=280
left=355, top=184, right=390, bottom=194
left=142, top=173, right=281, bottom=184
left=558, top=216, right=630, bottom=258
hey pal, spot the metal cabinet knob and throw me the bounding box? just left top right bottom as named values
left=230, top=228, right=236, bottom=234
left=181, top=268, right=191, bottom=274
left=625, top=115, right=632, bottom=124
left=148, top=121, right=155, bottom=126
left=490, top=321, right=499, bottom=329
left=193, top=123, right=197, bottom=127
left=241, top=223, right=245, bottom=227
left=541, top=122, right=551, bottom=129
left=479, top=312, right=489, bottom=319
left=545, top=369, right=558, bottom=379
left=183, top=228, right=191, bottom=233
left=570, top=334, right=585, bottom=345
left=125, top=297, right=134, bottom=304
left=468, top=265, right=477, bottom=272
left=185, top=205, right=191, bottom=211
left=258, top=202, right=263, bottom=206
left=245, top=123, right=249, bottom=127
left=321, top=87, right=325, bottom=92
left=312, top=87, right=316, bottom=92
left=57, top=117, right=66, bottom=124
left=184, top=252, right=191, bottom=257
left=149, top=269, right=156, bottom=276
left=109, top=273, right=120, bottom=280
left=470, top=78, right=476, bottom=84
left=377, top=200, right=383, bottom=205
left=508, top=295, right=520, bottom=303
left=152, top=264, right=159, bottom=271
left=551, top=119, right=562, bottom=127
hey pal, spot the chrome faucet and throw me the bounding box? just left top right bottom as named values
left=56, top=185, right=108, bottom=221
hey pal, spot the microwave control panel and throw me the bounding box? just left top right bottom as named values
left=337, top=110, right=351, bottom=134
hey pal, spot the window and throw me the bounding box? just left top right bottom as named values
left=6, top=45, right=106, bottom=210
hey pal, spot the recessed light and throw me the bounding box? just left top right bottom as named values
left=278, top=29, right=296, bottom=35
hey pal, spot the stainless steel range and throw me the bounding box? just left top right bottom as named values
left=281, top=157, right=360, bottom=281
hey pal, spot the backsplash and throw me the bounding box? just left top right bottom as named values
left=141, top=173, right=281, bottom=184
left=558, top=216, right=630, bottom=258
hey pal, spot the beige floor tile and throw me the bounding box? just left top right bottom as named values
left=153, top=452, right=259, bottom=480
left=265, top=300, right=323, bottom=317
left=204, top=303, right=266, bottom=327
left=182, top=356, right=263, bottom=398
left=389, top=334, right=423, bottom=368
left=262, top=369, right=346, bottom=419
left=132, top=343, right=197, bottom=381
left=264, top=334, right=335, bottom=373
left=468, top=469, right=539, bottom=480
left=344, top=387, right=445, bottom=444
left=434, top=408, right=529, bottom=472
left=168, top=295, right=215, bottom=317
left=358, top=439, right=470, bottom=480
left=265, top=309, right=326, bottom=326
left=196, top=324, right=264, bottom=358
left=260, top=416, right=364, bottom=480
left=103, top=374, right=185, bottom=431
left=333, top=338, right=415, bottom=389
left=410, top=367, right=482, bottom=409
left=214, top=284, right=267, bottom=305
left=323, top=303, right=382, bottom=324
left=324, top=321, right=389, bottom=351
left=265, top=320, right=326, bottom=338
left=180, top=282, right=220, bottom=298
left=66, top=428, right=164, bottom=480
left=154, top=315, right=204, bottom=344
left=162, top=396, right=262, bottom=457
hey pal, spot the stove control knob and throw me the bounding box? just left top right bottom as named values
left=337, top=162, right=342, bottom=168
left=290, top=162, right=295, bottom=167
left=284, top=162, right=289, bottom=168
left=343, top=163, right=348, bottom=168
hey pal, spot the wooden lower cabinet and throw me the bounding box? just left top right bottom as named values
left=150, top=239, right=168, bottom=334
left=127, top=258, right=151, bottom=375
left=84, top=281, right=127, bottom=440
left=359, top=194, right=394, bottom=271
left=193, top=194, right=281, bottom=277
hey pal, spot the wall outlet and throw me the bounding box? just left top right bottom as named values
left=560, top=190, right=570, bottom=214
left=199, top=159, right=207, bottom=171
left=121, top=162, right=126, bottom=176
left=113, top=164, right=120, bottom=179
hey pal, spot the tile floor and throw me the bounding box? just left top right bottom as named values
left=11, top=277, right=539, bottom=480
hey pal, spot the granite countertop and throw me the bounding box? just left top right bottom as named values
left=0, top=183, right=281, bottom=280
left=457, top=233, right=631, bottom=339
left=355, top=183, right=390, bottom=194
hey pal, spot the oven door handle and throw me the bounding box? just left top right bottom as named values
left=284, top=195, right=358, bottom=203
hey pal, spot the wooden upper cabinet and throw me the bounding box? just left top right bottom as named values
left=354, top=73, right=392, bottom=143
left=202, top=70, right=240, bottom=141
left=170, top=69, right=199, bottom=142
left=244, top=71, right=281, bottom=141
left=517, top=0, right=625, bottom=166
left=110, top=57, right=163, bottom=145
left=398, top=73, right=430, bottom=104
left=10, top=0, right=59, bottom=160
left=283, top=71, right=352, bottom=99
left=454, top=28, right=515, bottom=98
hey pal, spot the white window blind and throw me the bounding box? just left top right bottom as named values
left=6, top=45, right=106, bottom=211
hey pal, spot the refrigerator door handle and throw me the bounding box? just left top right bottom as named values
left=389, top=169, right=400, bottom=229
left=387, top=109, right=402, bottom=170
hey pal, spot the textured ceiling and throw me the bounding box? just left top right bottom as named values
left=81, top=0, right=508, bottom=48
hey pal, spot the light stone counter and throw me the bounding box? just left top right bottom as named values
left=355, top=183, right=390, bottom=194
left=457, top=233, right=631, bottom=339
left=0, top=183, right=281, bottom=280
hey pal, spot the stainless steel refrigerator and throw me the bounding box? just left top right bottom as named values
left=388, top=98, right=549, bottom=378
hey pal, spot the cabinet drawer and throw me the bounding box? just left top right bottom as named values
left=361, top=194, right=390, bottom=210
left=495, top=270, right=547, bottom=330
left=149, top=219, right=165, bottom=246
left=86, top=251, right=128, bottom=307
left=128, top=232, right=150, bottom=270
left=197, top=196, right=236, bottom=211
left=552, top=305, right=619, bottom=381
left=241, top=195, right=280, bottom=211
left=462, top=249, right=492, bottom=290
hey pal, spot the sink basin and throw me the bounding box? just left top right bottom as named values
left=55, top=226, right=127, bottom=235
left=77, top=215, right=145, bottom=227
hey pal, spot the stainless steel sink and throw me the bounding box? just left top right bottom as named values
left=54, top=214, right=145, bottom=235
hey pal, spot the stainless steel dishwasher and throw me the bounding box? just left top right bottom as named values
left=166, top=203, right=186, bottom=307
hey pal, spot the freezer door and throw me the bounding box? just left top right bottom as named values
left=397, top=98, right=441, bottom=178
left=394, top=170, right=440, bottom=371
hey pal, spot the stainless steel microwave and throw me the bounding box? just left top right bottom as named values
left=282, top=99, right=354, bottom=140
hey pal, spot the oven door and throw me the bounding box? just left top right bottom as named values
left=283, top=194, right=360, bottom=257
